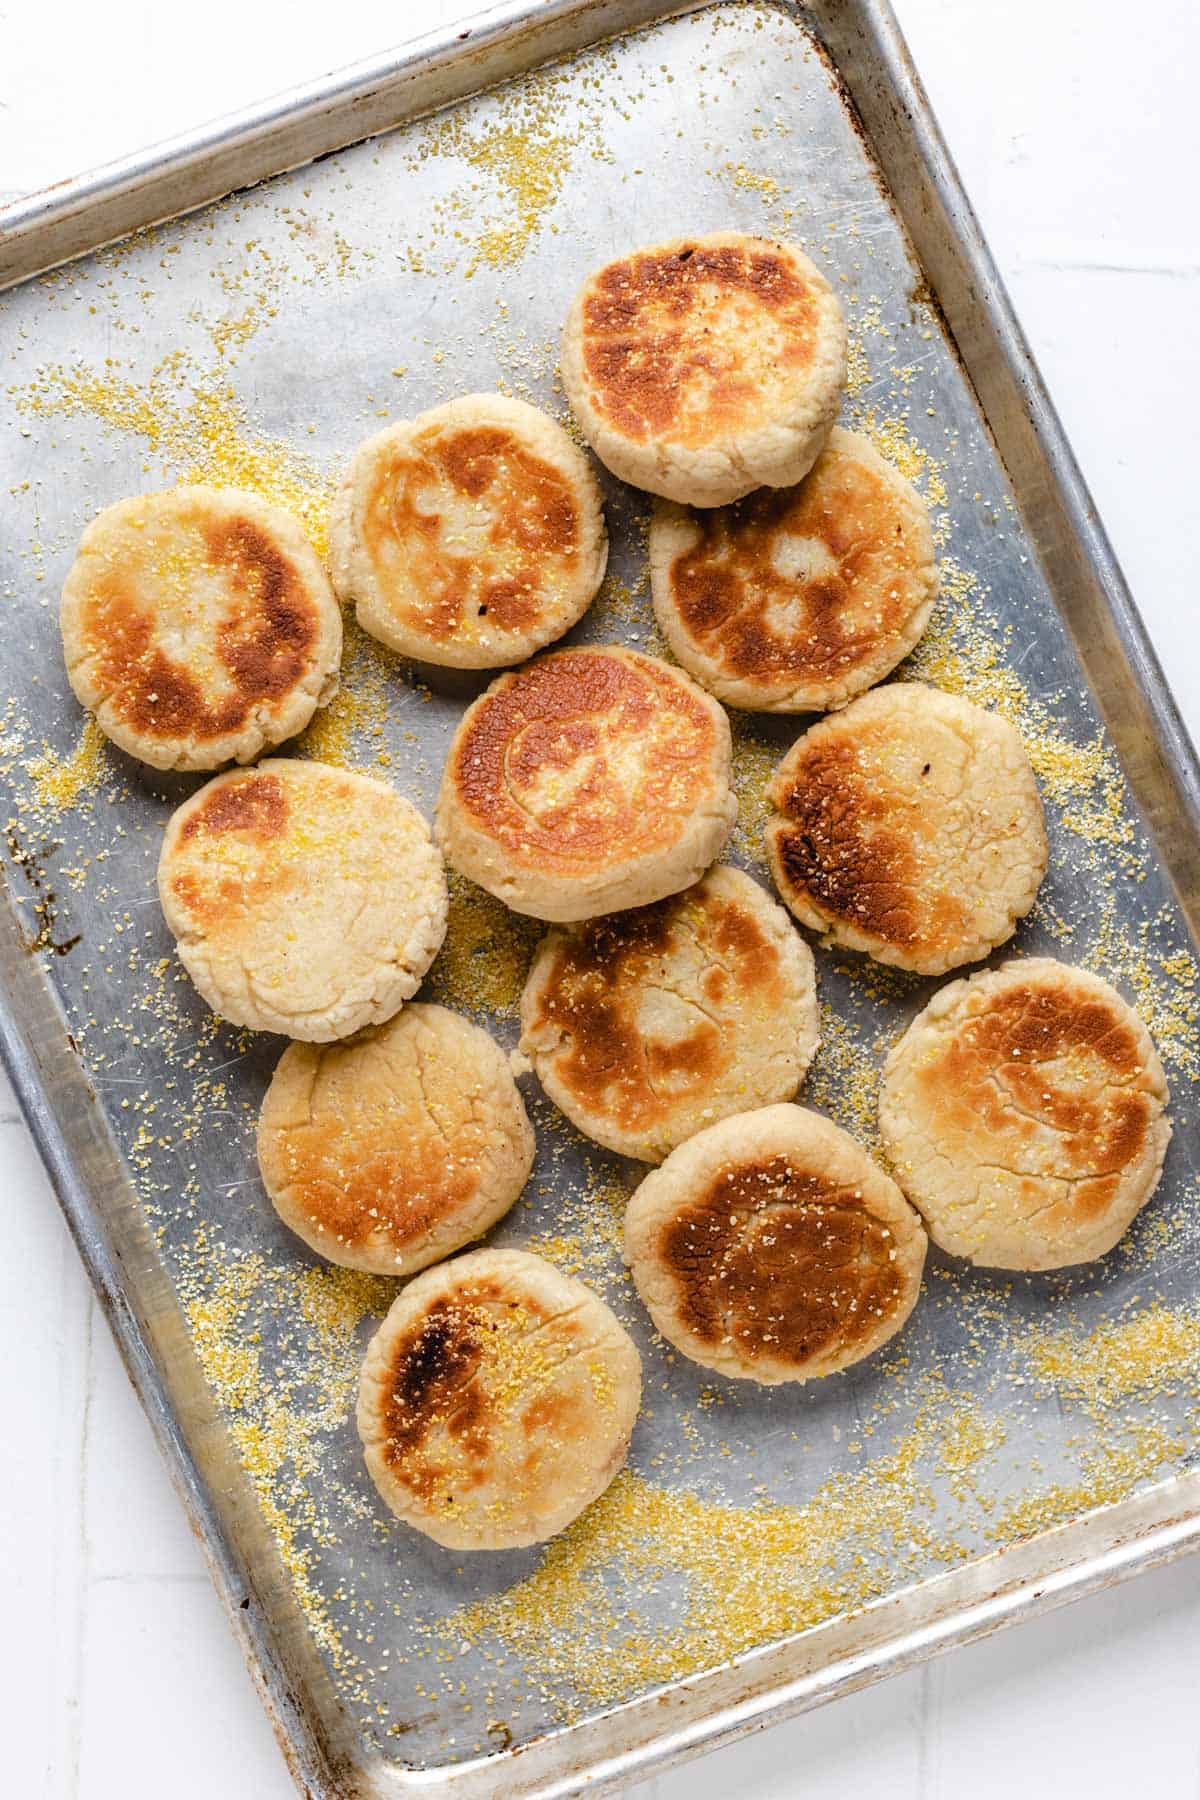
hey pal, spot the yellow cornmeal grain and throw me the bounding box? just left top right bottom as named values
left=16, top=357, right=333, bottom=555
left=181, top=1245, right=392, bottom=1662
left=904, top=557, right=1135, bottom=858
left=722, top=162, right=782, bottom=201
left=523, top=1161, right=632, bottom=1289
left=1026, top=1305, right=1200, bottom=1412
left=729, top=718, right=778, bottom=861
left=406, top=68, right=609, bottom=277
left=295, top=614, right=395, bottom=769
left=990, top=1425, right=1187, bottom=1545
left=804, top=1001, right=881, bottom=1144
left=426, top=871, right=540, bottom=1015
left=26, top=717, right=108, bottom=811
left=446, top=1388, right=998, bottom=1704
left=854, top=407, right=949, bottom=531
left=833, top=956, right=923, bottom=1007
left=1084, top=898, right=1200, bottom=1082
left=207, top=303, right=273, bottom=361
left=589, top=567, right=651, bottom=640
left=844, top=330, right=871, bottom=399
left=468, top=128, right=574, bottom=272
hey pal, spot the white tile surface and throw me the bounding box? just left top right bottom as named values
left=1, top=2, right=1198, bottom=1796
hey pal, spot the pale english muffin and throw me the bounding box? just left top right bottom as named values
left=357, top=1248, right=642, bottom=1549
left=60, top=487, right=341, bottom=770
left=329, top=394, right=607, bottom=669
left=624, top=1104, right=926, bottom=1383
left=435, top=645, right=736, bottom=922
left=520, top=866, right=818, bottom=1162
left=562, top=232, right=846, bottom=507
left=766, top=683, right=1047, bottom=975
left=158, top=759, right=446, bottom=1041
left=257, top=1004, right=533, bottom=1274
left=880, top=958, right=1171, bottom=1271
left=649, top=428, right=937, bottom=712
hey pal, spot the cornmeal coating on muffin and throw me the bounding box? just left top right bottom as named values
left=624, top=1104, right=926, bottom=1383
left=329, top=394, right=607, bottom=668
left=158, top=759, right=446, bottom=1040
left=520, top=866, right=818, bottom=1162
left=562, top=232, right=846, bottom=507
left=649, top=427, right=937, bottom=711
left=436, top=645, right=736, bottom=922
left=880, top=958, right=1171, bottom=1270
left=766, top=682, right=1047, bottom=975
left=257, top=1004, right=533, bottom=1274
left=356, top=1248, right=642, bottom=1549
left=60, top=486, right=341, bottom=770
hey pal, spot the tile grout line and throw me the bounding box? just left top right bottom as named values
left=916, top=1659, right=937, bottom=1800
left=68, top=1296, right=95, bottom=1800
left=63, top=1287, right=95, bottom=1800
left=41, top=1230, right=89, bottom=1800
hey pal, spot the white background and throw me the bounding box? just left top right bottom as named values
left=2, top=2, right=1199, bottom=1795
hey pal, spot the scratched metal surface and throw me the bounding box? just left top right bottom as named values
left=1, top=0, right=1199, bottom=1788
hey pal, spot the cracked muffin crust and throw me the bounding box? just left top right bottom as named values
left=649, top=427, right=937, bottom=712
left=329, top=394, right=607, bottom=668
left=258, top=1003, right=534, bottom=1274
left=60, top=486, right=342, bottom=770
left=158, top=759, right=447, bottom=1040
left=562, top=232, right=846, bottom=507
left=624, top=1104, right=926, bottom=1383
left=436, top=644, right=736, bottom=922
left=357, top=1248, right=642, bottom=1549
left=880, top=957, right=1171, bottom=1270
left=765, top=682, right=1047, bottom=975
left=520, top=865, right=818, bottom=1162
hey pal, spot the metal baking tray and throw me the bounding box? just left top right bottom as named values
left=3, top=2, right=1199, bottom=1794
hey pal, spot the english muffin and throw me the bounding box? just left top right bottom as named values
left=329, top=394, right=607, bottom=668
left=766, top=682, right=1047, bottom=975
left=624, top=1104, right=926, bottom=1383
left=357, top=1248, right=642, bottom=1549
left=880, top=958, right=1171, bottom=1270
left=649, top=427, right=937, bottom=711
left=257, top=1004, right=534, bottom=1274
left=520, top=866, right=818, bottom=1162
left=60, top=486, right=341, bottom=770
left=436, top=645, right=736, bottom=922
left=562, top=232, right=847, bottom=507
left=158, top=759, right=446, bottom=1040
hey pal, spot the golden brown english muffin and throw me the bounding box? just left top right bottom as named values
left=158, top=759, right=446, bottom=1041
left=624, top=1104, right=926, bottom=1383
left=357, top=1248, right=642, bottom=1549
left=329, top=394, right=607, bottom=668
left=766, top=682, right=1047, bottom=975
left=257, top=1004, right=534, bottom=1274
left=520, top=866, right=818, bottom=1162
left=562, top=232, right=846, bottom=507
left=60, top=486, right=341, bottom=770
left=435, top=645, right=736, bottom=922
left=649, top=427, right=937, bottom=711
left=880, top=958, right=1171, bottom=1270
